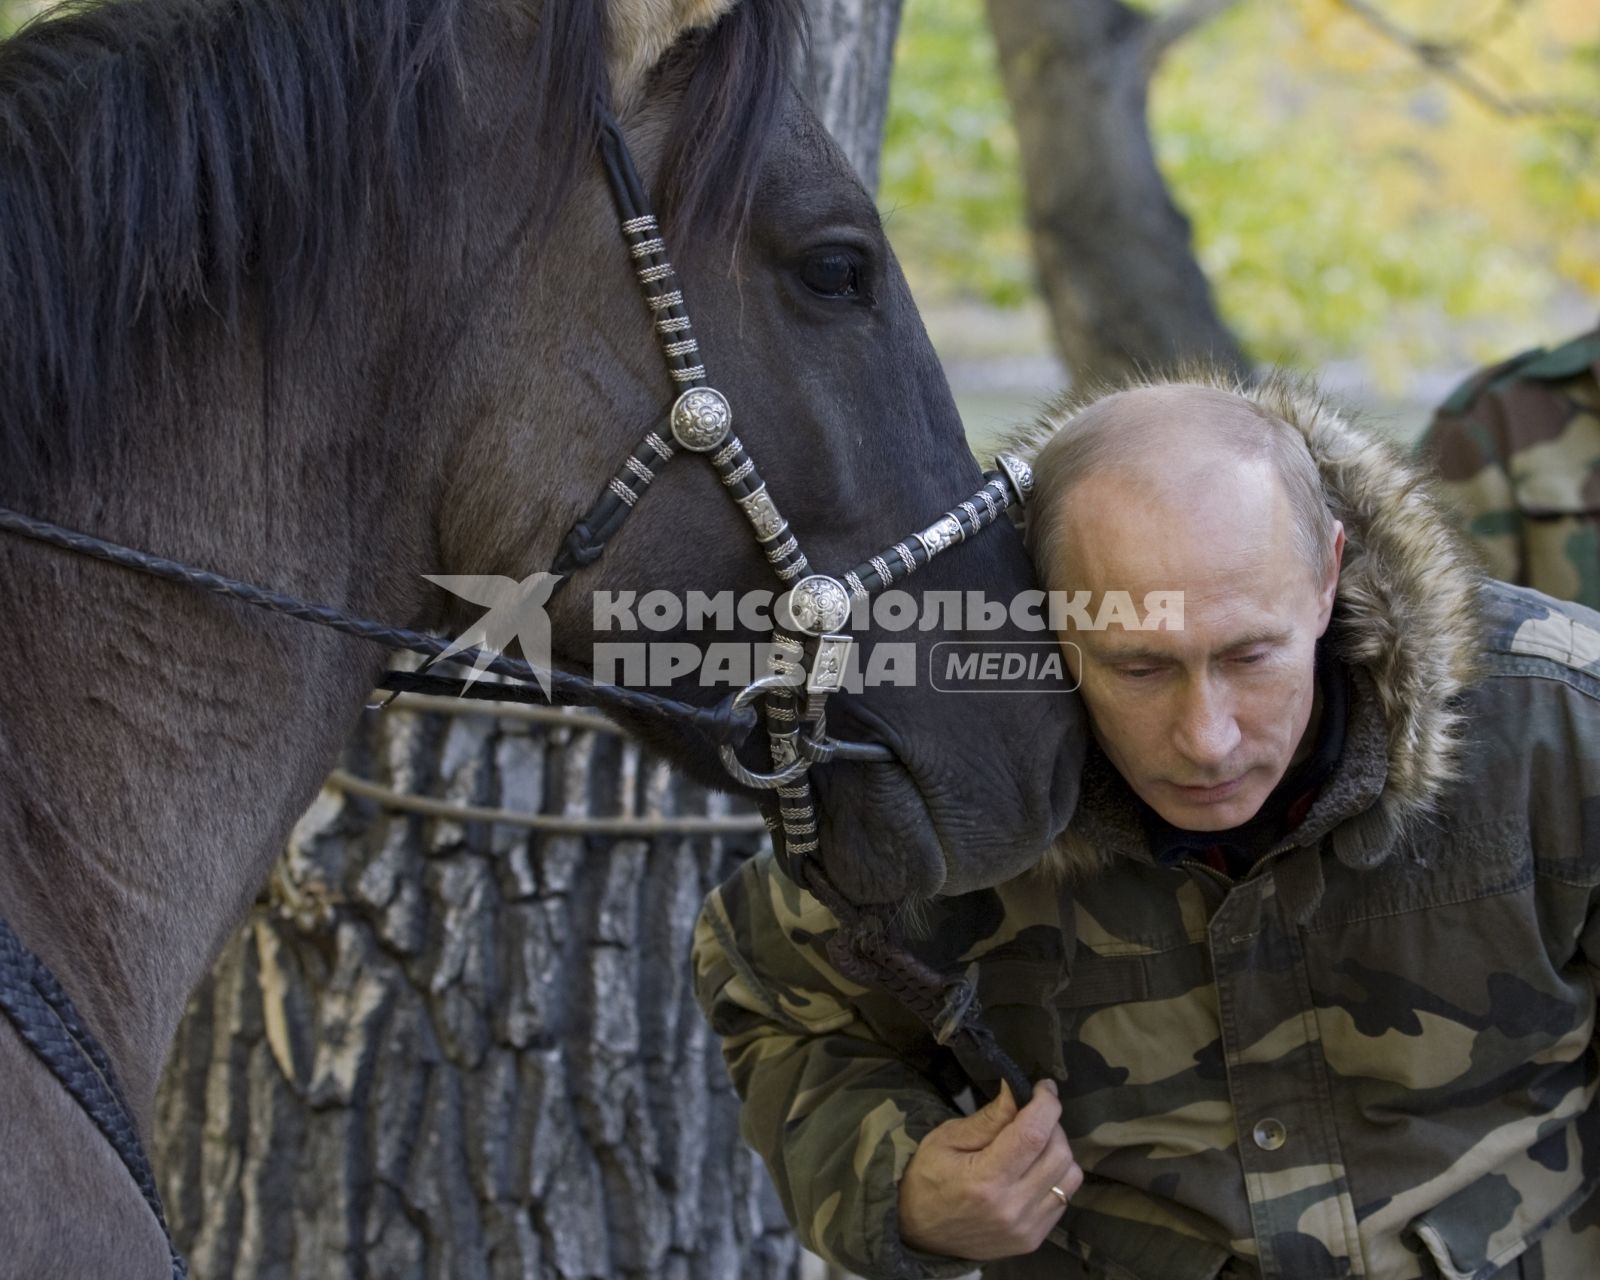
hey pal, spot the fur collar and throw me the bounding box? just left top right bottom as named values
left=1004, top=370, right=1485, bottom=878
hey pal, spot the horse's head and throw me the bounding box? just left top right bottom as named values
left=430, top=0, right=1086, bottom=903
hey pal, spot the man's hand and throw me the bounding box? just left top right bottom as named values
left=898, top=1079, right=1082, bottom=1261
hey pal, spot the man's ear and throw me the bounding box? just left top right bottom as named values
left=1316, top=521, right=1346, bottom=635
left=607, top=0, right=741, bottom=111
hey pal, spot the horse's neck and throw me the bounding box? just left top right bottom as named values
left=0, top=442, right=405, bottom=1124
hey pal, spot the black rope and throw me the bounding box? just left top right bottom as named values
left=0, top=507, right=757, bottom=750
left=0, top=915, right=187, bottom=1278
left=802, top=865, right=1035, bottom=1106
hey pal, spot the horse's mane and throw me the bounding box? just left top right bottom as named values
left=0, top=0, right=802, bottom=489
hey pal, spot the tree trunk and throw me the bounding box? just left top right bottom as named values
left=801, top=0, right=905, bottom=193
left=154, top=699, right=793, bottom=1279
left=985, top=0, right=1249, bottom=387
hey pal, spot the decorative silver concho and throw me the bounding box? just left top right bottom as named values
left=670, top=387, right=732, bottom=452
left=914, top=514, right=964, bottom=559
left=994, top=452, right=1035, bottom=505
left=787, top=574, right=852, bottom=637
left=737, top=485, right=787, bottom=542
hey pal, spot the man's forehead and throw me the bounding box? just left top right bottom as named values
left=1055, top=459, right=1288, bottom=585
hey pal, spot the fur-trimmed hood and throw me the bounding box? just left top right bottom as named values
left=1006, top=370, right=1485, bottom=879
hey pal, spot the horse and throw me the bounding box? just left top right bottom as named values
left=0, top=0, right=1084, bottom=1273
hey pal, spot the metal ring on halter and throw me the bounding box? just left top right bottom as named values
left=718, top=675, right=813, bottom=789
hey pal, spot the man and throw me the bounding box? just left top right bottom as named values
left=693, top=370, right=1600, bottom=1279
left=1418, top=322, right=1600, bottom=608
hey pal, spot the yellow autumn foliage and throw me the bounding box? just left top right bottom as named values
left=885, top=0, right=1600, bottom=382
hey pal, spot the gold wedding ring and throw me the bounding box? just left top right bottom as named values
left=1049, top=1184, right=1069, bottom=1207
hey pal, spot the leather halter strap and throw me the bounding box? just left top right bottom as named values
left=554, top=109, right=1035, bottom=865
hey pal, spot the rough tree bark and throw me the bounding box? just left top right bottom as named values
left=154, top=699, right=789, bottom=1279
left=801, top=0, right=905, bottom=192
left=153, top=7, right=904, bottom=1279
left=985, top=0, right=1250, bottom=386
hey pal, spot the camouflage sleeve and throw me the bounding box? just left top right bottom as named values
left=692, top=852, right=976, bottom=1280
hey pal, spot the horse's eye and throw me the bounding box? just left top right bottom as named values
left=799, top=251, right=860, bottom=299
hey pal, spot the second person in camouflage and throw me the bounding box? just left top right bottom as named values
left=1418, top=322, right=1600, bottom=608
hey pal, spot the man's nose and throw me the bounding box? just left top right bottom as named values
left=1172, top=676, right=1242, bottom=769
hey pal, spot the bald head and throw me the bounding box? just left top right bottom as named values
left=1027, top=384, right=1337, bottom=593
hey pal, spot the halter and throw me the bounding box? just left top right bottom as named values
left=564, top=112, right=1040, bottom=1103
left=572, top=113, right=1037, bottom=863
left=0, top=105, right=1041, bottom=1276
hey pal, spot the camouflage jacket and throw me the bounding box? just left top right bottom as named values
left=693, top=384, right=1600, bottom=1280
left=1418, top=327, right=1600, bottom=608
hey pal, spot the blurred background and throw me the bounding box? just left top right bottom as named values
left=878, top=0, right=1600, bottom=452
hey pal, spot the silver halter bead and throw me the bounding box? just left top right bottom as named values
left=670, top=387, right=733, bottom=452
left=995, top=452, right=1035, bottom=505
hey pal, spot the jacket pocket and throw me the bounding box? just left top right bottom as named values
left=1411, top=1214, right=1523, bottom=1280
left=1406, top=1147, right=1600, bottom=1280
left=1043, top=1205, right=1232, bottom=1280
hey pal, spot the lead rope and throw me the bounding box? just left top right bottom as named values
left=0, top=506, right=762, bottom=752
left=805, top=873, right=1035, bottom=1105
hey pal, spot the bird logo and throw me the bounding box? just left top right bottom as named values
left=422, top=572, right=563, bottom=695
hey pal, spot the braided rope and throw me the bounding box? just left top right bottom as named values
left=0, top=508, right=757, bottom=751
left=805, top=869, right=1034, bottom=1106
left=0, top=917, right=187, bottom=1277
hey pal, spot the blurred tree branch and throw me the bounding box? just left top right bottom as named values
left=1141, top=0, right=1241, bottom=75
left=1337, top=0, right=1600, bottom=119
